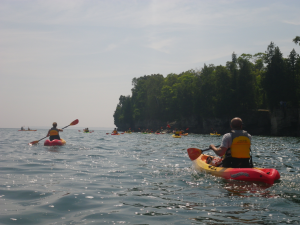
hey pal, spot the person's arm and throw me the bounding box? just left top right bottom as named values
left=58, top=129, right=63, bottom=132
left=209, top=145, right=227, bottom=157
left=209, top=133, right=231, bottom=157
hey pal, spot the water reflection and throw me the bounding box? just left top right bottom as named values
left=221, top=180, right=279, bottom=198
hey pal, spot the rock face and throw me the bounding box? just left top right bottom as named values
left=270, top=109, right=299, bottom=136
left=117, top=109, right=300, bottom=136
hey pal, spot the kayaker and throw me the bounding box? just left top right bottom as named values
left=174, top=128, right=180, bottom=136
left=112, top=128, right=118, bottom=134
left=47, top=122, right=63, bottom=141
left=209, top=117, right=253, bottom=168
left=21, top=126, right=24, bottom=130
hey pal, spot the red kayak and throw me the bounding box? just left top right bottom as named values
left=187, top=148, right=280, bottom=184
left=44, top=139, right=66, bottom=146
left=106, top=133, right=124, bottom=135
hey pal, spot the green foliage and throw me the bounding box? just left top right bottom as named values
left=113, top=41, right=300, bottom=128
left=293, top=36, right=300, bottom=45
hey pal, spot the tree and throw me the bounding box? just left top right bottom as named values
left=198, top=64, right=216, bottom=117
left=263, top=45, right=287, bottom=110
left=237, top=57, right=257, bottom=111
left=214, top=65, right=232, bottom=116
left=113, top=95, right=133, bottom=128
left=293, top=36, right=300, bottom=46
left=286, top=49, right=300, bottom=107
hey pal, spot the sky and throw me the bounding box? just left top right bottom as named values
left=1, top=0, right=299, bottom=129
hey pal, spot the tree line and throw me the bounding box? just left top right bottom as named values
left=114, top=39, right=300, bottom=129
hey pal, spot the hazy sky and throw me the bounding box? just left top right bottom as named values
left=1, top=0, right=299, bottom=128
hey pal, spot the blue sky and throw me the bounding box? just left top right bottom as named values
left=1, top=0, right=299, bottom=128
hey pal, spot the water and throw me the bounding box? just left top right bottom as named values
left=0, top=129, right=300, bottom=224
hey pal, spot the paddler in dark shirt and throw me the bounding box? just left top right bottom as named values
left=47, top=122, right=63, bottom=141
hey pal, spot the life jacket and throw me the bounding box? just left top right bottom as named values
left=223, top=131, right=252, bottom=168
left=113, top=130, right=117, bottom=134
left=175, top=131, right=180, bottom=135
left=49, top=127, right=60, bottom=141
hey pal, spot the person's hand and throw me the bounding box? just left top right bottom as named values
left=209, top=144, right=215, bottom=149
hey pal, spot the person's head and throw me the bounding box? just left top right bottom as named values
left=53, top=122, right=57, bottom=128
left=114, top=128, right=117, bottom=130
left=230, top=117, right=243, bottom=130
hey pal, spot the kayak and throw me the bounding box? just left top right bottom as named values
left=172, top=134, right=182, bottom=138
left=180, top=133, right=188, bottom=136
left=187, top=148, right=280, bottom=184
left=210, top=133, right=221, bottom=136
left=18, top=130, right=37, bottom=131
left=44, top=139, right=66, bottom=146
left=111, top=133, right=120, bottom=135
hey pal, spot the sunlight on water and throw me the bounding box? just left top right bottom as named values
left=0, top=129, right=300, bottom=224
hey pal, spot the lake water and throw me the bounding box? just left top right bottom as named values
left=1, top=128, right=300, bottom=224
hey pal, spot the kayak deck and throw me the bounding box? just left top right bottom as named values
left=187, top=148, right=280, bottom=184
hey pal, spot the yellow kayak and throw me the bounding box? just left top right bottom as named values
left=172, top=134, right=182, bottom=138
left=210, top=133, right=221, bottom=136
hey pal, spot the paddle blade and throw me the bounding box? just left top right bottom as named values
left=29, top=140, right=39, bottom=145
left=70, top=119, right=79, bottom=126
left=187, top=148, right=202, bottom=161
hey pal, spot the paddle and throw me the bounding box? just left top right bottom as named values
left=187, top=145, right=220, bottom=161
left=29, top=119, right=79, bottom=145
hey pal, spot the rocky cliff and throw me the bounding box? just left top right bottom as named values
left=117, top=109, right=300, bottom=137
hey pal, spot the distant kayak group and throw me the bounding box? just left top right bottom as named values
left=105, top=127, right=189, bottom=138
left=19, top=126, right=36, bottom=131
